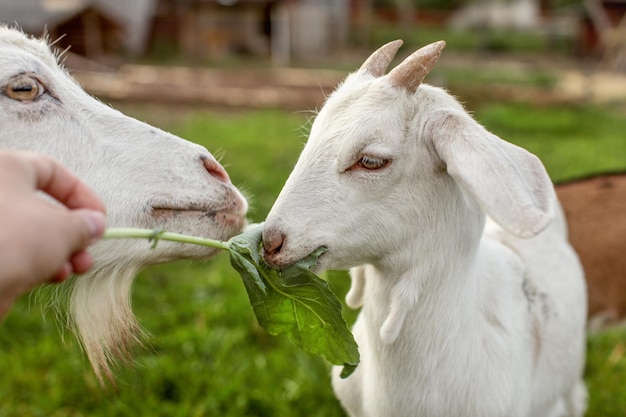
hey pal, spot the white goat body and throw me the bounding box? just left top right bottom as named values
left=262, top=40, right=587, bottom=416
left=0, top=26, right=248, bottom=381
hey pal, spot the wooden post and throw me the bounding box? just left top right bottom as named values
left=82, top=9, right=103, bottom=59
left=271, top=2, right=291, bottom=66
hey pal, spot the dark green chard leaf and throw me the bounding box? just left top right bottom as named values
left=228, top=225, right=360, bottom=377
left=228, top=244, right=267, bottom=295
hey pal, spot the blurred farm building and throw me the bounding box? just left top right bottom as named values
left=1, top=1, right=622, bottom=70
left=577, top=0, right=626, bottom=69
left=0, top=0, right=350, bottom=65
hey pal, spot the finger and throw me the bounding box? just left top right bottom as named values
left=67, top=209, right=107, bottom=251
left=69, top=250, right=94, bottom=275
left=28, top=153, right=106, bottom=213
left=47, top=211, right=104, bottom=282
left=48, top=209, right=106, bottom=269
left=50, top=262, right=73, bottom=283
left=76, top=209, right=107, bottom=241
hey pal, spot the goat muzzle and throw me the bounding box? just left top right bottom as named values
left=262, top=227, right=285, bottom=265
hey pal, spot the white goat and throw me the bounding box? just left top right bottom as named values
left=0, top=25, right=248, bottom=381
left=262, top=40, right=587, bottom=417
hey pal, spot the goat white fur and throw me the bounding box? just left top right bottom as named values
left=0, top=25, right=248, bottom=382
left=262, top=40, right=587, bottom=416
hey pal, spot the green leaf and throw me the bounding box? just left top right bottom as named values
left=228, top=236, right=267, bottom=296
left=228, top=225, right=360, bottom=376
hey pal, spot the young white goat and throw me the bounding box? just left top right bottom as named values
left=0, top=25, right=247, bottom=382
left=262, top=40, right=587, bottom=417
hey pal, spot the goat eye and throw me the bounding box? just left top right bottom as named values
left=5, top=74, right=45, bottom=101
left=355, top=155, right=389, bottom=170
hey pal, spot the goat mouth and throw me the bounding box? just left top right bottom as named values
left=265, top=246, right=328, bottom=271
left=150, top=206, right=246, bottom=228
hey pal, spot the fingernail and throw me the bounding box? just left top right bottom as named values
left=81, top=210, right=106, bottom=239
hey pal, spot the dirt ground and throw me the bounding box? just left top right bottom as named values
left=71, top=65, right=344, bottom=111
left=66, top=49, right=626, bottom=110
left=557, top=173, right=626, bottom=328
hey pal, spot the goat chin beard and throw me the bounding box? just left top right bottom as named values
left=42, top=229, right=238, bottom=384
left=42, top=263, right=146, bottom=385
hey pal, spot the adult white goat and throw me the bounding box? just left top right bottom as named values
left=0, top=25, right=247, bottom=381
left=262, top=40, right=587, bottom=417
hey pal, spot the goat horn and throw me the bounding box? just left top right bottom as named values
left=358, top=39, right=404, bottom=77
left=387, top=40, right=446, bottom=93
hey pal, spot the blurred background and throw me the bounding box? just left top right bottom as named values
left=1, top=1, right=626, bottom=416
left=2, top=0, right=626, bottom=107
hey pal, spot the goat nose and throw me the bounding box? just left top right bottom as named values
left=202, top=156, right=230, bottom=183
left=262, top=227, right=285, bottom=258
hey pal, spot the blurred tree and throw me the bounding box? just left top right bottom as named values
left=553, top=0, right=583, bottom=7
left=354, top=0, right=375, bottom=46
left=371, top=0, right=585, bottom=11
left=397, top=0, right=415, bottom=32
left=373, top=0, right=467, bottom=10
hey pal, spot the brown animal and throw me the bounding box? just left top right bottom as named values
left=556, top=172, right=626, bottom=330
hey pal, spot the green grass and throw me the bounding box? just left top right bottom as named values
left=586, top=328, right=626, bottom=414
left=443, top=66, right=558, bottom=90
left=171, top=110, right=311, bottom=223
left=473, top=103, right=626, bottom=182
left=1, top=101, right=625, bottom=416
left=369, top=24, right=571, bottom=55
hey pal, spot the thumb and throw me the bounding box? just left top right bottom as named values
left=67, top=209, right=107, bottom=251
left=47, top=209, right=106, bottom=284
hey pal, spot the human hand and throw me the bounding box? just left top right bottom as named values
left=0, top=151, right=106, bottom=316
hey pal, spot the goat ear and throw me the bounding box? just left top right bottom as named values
left=387, top=40, right=445, bottom=93
left=358, top=39, right=403, bottom=77
left=433, top=111, right=556, bottom=238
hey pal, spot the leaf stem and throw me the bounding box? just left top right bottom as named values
left=103, top=227, right=230, bottom=251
